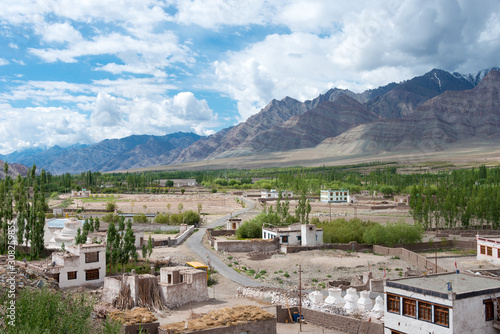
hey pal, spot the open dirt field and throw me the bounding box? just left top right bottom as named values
left=213, top=247, right=415, bottom=290
left=51, top=192, right=245, bottom=216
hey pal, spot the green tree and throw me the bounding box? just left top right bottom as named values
left=177, top=203, right=183, bottom=213
left=183, top=210, right=200, bottom=225
left=197, top=203, right=202, bottom=215
left=94, top=217, right=100, bottom=231
left=133, top=213, right=148, bottom=224
left=106, top=201, right=117, bottom=212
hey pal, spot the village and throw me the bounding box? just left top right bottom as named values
left=2, top=181, right=500, bottom=334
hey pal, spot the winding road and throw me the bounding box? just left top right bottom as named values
left=185, top=197, right=264, bottom=287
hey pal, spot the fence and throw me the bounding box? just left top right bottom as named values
left=373, top=245, right=447, bottom=273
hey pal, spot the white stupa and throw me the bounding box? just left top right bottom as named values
left=309, top=291, right=324, bottom=304
left=357, top=290, right=373, bottom=311
left=371, top=295, right=384, bottom=319
left=343, top=288, right=359, bottom=312
left=325, top=288, right=345, bottom=307
left=48, top=217, right=82, bottom=249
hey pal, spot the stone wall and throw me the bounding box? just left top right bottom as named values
left=282, top=241, right=370, bottom=254
left=159, top=318, right=277, bottom=334
left=124, top=322, right=159, bottom=334
left=373, top=245, right=447, bottom=273
left=276, top=306, right=383, bottom=334
left=159, top=270, right=209, bottom=308
left=214, top=239, right=280, bottom=253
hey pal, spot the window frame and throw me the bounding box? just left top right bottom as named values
left=481, top=245, right=486, bottom=254
left=485, top=299, right=494, bottom=321
left=418, top=301, right=432, bottom=322
left=434, top=305, right=449, bottom=327
left=85, top=251, right=99, bottom=263
left=487, top=247, right=493, bottom=256
left=85, top=269, right=100, bottom=281
left=402, top=298, right=416, bottom=318
left=387, top=294, right=400, bottom=314
left=67, top=271, right=77, bottom=280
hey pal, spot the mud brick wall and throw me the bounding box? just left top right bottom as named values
left=124, top=322, right=159, bottom=334
left=301, top=308, right=383, bottom=334
left=214, top=239, right=280, bottom=253
left=282, top=242, right=371, bottom=254
left=159, top=318, right=277, bottom=334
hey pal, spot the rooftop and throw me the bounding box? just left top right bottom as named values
left=263, top=223, right=322, bottom=233
left=386, top=273, right=500, bottom=300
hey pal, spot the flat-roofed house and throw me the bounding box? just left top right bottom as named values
left=384, top=272, right=500, bottom=334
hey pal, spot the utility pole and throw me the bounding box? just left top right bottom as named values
left=329, top=202, right=331, bottom=222
left=299, top=264, right=303, bottom=332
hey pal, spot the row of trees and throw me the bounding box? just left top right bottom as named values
left=0, top=163, right=47, bottom=259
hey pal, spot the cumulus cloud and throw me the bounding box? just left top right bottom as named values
left=0, top=58, right=9, bottom=66
left=91, top=92, right=123, bottom=127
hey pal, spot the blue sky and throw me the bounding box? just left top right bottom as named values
left=1, top=0, right=500, bottom=155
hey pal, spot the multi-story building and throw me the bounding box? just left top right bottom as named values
left=477, top=235, right=500, bottom=265
left=261, top=189, right=293, bottom=199
left=46, top=243, right=106, bottom=288
left=384, top=272, right=500, bottom=334
left=320, top=189, right=350, bottom=203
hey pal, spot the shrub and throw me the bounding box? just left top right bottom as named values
left=183, top=210, right=200, bottom=225
left=106, top=201, right=117, bottom=212
left=236, top=218, right=263, bottom=238
left=154, top=213, right=170, bottom=224
left=133, top=213, right=148, bottom=224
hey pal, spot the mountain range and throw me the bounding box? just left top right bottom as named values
left=2, top=67, right=500, bottom=174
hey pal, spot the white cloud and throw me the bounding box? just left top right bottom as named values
left=0, top=58, right=10, bottom=66
left=91, top=92, right=123, bottom=127
left=37, top=21, right=83, bottom=44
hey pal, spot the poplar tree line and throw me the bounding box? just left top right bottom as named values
left=409, top=166, right=500, bottom=230
left=0, top=163, right=47, bottom=259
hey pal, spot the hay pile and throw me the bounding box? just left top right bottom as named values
left=161, top=305, right=274, bottom=333
left=109, top=307, right=158, bottom=326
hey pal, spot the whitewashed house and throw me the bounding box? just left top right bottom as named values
left=226, top=218, right=243, bottom=230
left=260, top=189, right=293, bottom=199
left=262, top=223, right=323, bottom=246
left=71, top=189, right=91, bottom=198
left=384, top=272, right=500, bottom=334
left=46, top=243, right=106, bottom=288
left=477, top=235, right=500, bottom=265
left=320, top=189, right=350, bottom=203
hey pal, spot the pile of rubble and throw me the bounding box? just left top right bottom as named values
left=108, top=307, right=158, bottom=326
left=162, top=305, right=274, bottom=333
left=0, top=262, right=59, bottom=293
left=237, top=286, right=306, bottom=306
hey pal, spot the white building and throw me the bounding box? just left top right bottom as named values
left=260, top=189, right=293, bottom=199
left=262, top=223, right=323, bottom=246
left=226, top=218, right=243, bottom=230
left=71, top=189, right=91, bottom=198
left=384, top=272, right=500, bottom=334
left=320, top=189, right=350, bottom=203
left=46, top=243, right=106, bottom=288
left=477, top=235, right=500, bottom=265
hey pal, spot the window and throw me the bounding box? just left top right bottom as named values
left=85, top=269, right=99, bottom=281
left=497, top=248, right=500, bottom=258
left=390, top=331, right=404, bottom=334
left=297, top=236, right=301, bottom=241
left=67, top=271, right=77, bottom=280
left=418, top=302, right=432, bottom=321
left=387, top=294, right=400, bottom=313
left=481, top=245, right=486, bottom=254
left=488, top=247, right=493, bottom=256
left=52, top=273, right=60, bottom=283
left=485, top=299, right=494, bottom=321
left=434, top=306, right=449, bottom=326
left=403, top=298, right=416, bottom=317
left=85, top=251, right=99, bottom=263
left=281, top=236, right=288, bottom=243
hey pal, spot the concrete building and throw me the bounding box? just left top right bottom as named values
left=71, top=189, right=91, bottom=198
left=103, top=266, right=209, bottom=309
left=46, top=243, right=106, bottom=288
left=260, top=189, right=293, bottom=199
left=384, top=272, right=500, bottom=334
left=394, top=195, right=410, bottom=204
left=226, top=218, right=242, bottom=230
left=477, top=235, right=500, bottom=265
left=262, top=223, right=323, bottom=246
left=320, top=189, right=350, bottom=203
